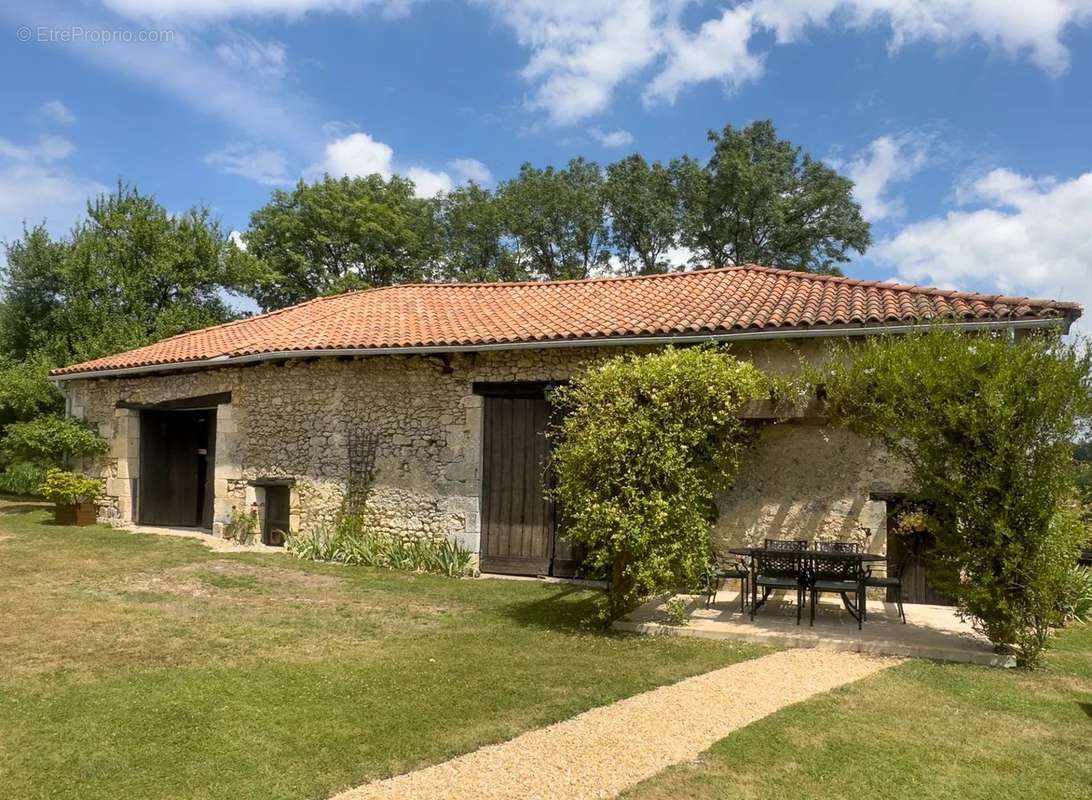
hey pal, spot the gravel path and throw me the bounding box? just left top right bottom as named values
left=332, top=648, right=898, bottom=800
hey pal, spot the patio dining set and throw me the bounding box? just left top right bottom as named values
left=705, top=539, right=906, bottom=629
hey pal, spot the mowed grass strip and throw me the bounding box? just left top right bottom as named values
left=0, top=500, right=766, bottom=800
left=621, top=623, right=1092, bottom=800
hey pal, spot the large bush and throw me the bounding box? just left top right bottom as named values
left=825, top=329, right=1092, bottom=666
left=1, top=416, right=108, bottom=467
left=549, top=346, right=768, bottom=618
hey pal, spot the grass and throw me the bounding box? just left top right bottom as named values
left=621, top=625, right=1092, bottom=800
left=0, top=499, right=765, bottom=800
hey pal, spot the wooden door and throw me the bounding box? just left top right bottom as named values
left=886, top=526, right=955, bottom=606
left=139, top=410, right=210, bottom=528
left=480, top=395, right=555, bottom=575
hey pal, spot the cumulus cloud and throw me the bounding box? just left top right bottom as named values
left=449, top=157, right=493, bottom=185
left=406, top=166, right=454, bottom=197
left=589, top=127, right=635, bottom=148
left=39, top=100, right=76, bottom=125
left=474, top=0, right=665, bottom=125
left=322, top=132, right=394, bottom=178
left=873, top=168, right=1092, bottom=326
left=205, top=142, right=290, bottom=185
left=834, top=133, right=931, bottom=221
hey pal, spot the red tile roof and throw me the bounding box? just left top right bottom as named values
left=52, top=265, right=1081, bottom=378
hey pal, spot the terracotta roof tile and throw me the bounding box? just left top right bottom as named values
left=52, top=265, right=1082, bottom=377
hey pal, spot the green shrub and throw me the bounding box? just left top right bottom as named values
left=1059, top=564, right=1092, bottom=624
left=223, top=507, right=258, bottom=545
left=0, top=462, right=47, bottom=497
left=38, top=468, right=102, bottom=505
left=549, top=345, right=768, bottom=619
left=2, top=416, right=108, bottom=467
left=663, top=596, right=689, bottom=626
left=824, top=328, right=1092, bottom=667
left=286, top=512, right=473, bottom=578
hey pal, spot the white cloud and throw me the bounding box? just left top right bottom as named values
left=406, top=167, right=454, bottom=197
left=449, top=157, right=493, bottom=185
left=214, top=30, right=289, bottom=79
left=205, top=142, right=291, bottom=185
left=873, top=168, right=1092, bottom=329
left=0, top=135, right=107, bottom=249
left=647, top=1, right=1092, bottom=107
left=322, top=132, right=394, bottom=178
left=101, top=0, right=415, bottom=22
left=589, top=127, right=635, bottom=148
left=228, top=230, right=248, bottom=250
left=835, top=133, right=931, bottom=221
left=39, top=100, right=76, bottom=125
left=645, top=4, right=765, bottom=105
left=474, top=0, right=665, bottom=125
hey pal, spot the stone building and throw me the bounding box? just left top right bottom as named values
left=52, top=266, right=1080, bottom=577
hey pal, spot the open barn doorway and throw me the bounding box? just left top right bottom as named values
left=138, top=409, right=216, bottom=528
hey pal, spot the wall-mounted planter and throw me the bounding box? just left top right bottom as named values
left=54, top=502, right=98, bottom=527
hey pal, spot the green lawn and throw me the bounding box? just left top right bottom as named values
left=622, top=624, right=1092, bottom=800
left=0, top=499, right=765, bottom=800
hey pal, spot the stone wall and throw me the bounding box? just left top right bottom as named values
left=66, top=339, right=908, bottom=560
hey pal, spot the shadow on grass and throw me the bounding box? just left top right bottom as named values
left=1080, top=702, right=1092, bottom=719
left=0, top=502, right=49, bottom=516
left=497, top=584, right=612, bottom=635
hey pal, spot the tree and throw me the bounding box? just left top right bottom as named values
left=549, top=346, right=768, bottom=618
left=0, top=185, right=253, bottom=366
left=434, top=183, right=524, bottom=283
left=242, top=174, right=438, bottom=310
left=825, top=329, right=1092, bottom=666
left=497, top=159, right=610, bottom=280
left=674, top=121, right=870, bottom=273
left=603, top=155, right=680, bottom=275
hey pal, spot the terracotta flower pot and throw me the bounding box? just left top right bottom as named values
left=55, top=502, right=98, bottom=526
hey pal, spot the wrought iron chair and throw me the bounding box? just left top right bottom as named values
left=751, top=548, right=806, bottom=624
left=764, top=539, right=809, bottom=551
left=863, top=556, right=908, bottom=623
left=705, top=559, right=750, bottom=612
left=815, top=540, right=862, bottom=554
left=808, top=553, right=865, bottom=629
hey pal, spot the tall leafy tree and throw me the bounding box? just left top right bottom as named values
left=0, top=184, right=253, bottom=366
left=435, top=183, right=524, bottom=283
left=674, top=121, right=871, bottom=273
left=497, top=158, right=610, bottom=280
left=604, top=154, right=680, bottom=275
left=242, top=174, right=438, bottom=310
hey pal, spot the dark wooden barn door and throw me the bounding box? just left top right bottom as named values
left=885, top=523, right=955, bottom=607
left=481, top=395, right=553, bottom=575
left=479, top=389, right=583, bottom=577
left=139, top=410, right=215, bottom=528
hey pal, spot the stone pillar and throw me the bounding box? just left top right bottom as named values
left=106, top=408, right=140, bottom=523
left=212, top=404, right=242, bottom=532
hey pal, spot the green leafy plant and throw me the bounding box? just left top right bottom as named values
left=824, top=328, right=1092, bottom=667
left=286, top=512, right=473, bottom=578
left=2, top=416, right=108, bottom=467
left=0, top=462, right=47, bottom=497
left=663, top=596, right=689, bottom=626
left=1058, top=565, right=1092, bottom=624
left=38, top=469, right=102, bottom=506
left=549, top=345, right=768, bottom=619
left=223, top=507, right=258, bottom=545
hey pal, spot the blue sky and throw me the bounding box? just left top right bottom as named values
left=2, top=0, right=1091, bottom=320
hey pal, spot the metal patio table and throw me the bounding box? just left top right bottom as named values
left=728, top=546, right=884, bottom=621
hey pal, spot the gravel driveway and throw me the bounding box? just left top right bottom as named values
left=332, top=648, right=898, bottom=800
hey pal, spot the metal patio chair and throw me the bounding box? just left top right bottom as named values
left=807, top=552, right=865, bottom=629
left=751, top=548, right=806, bottom=624
left=863, top=556, right=908, bottom=624
left=815, top=540, right=862, bottom=554
left=705, top=559, right=750, bottom=612
left=764, top=538, right=809, bottom=551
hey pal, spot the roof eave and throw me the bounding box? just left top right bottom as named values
left=49, top=316, right=1072, bottom=383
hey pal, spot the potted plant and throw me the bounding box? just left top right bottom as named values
left=39, top=469, right=102, bottom=526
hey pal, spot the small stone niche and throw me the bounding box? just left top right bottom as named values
left=247, top=478, right=293, bottom=547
